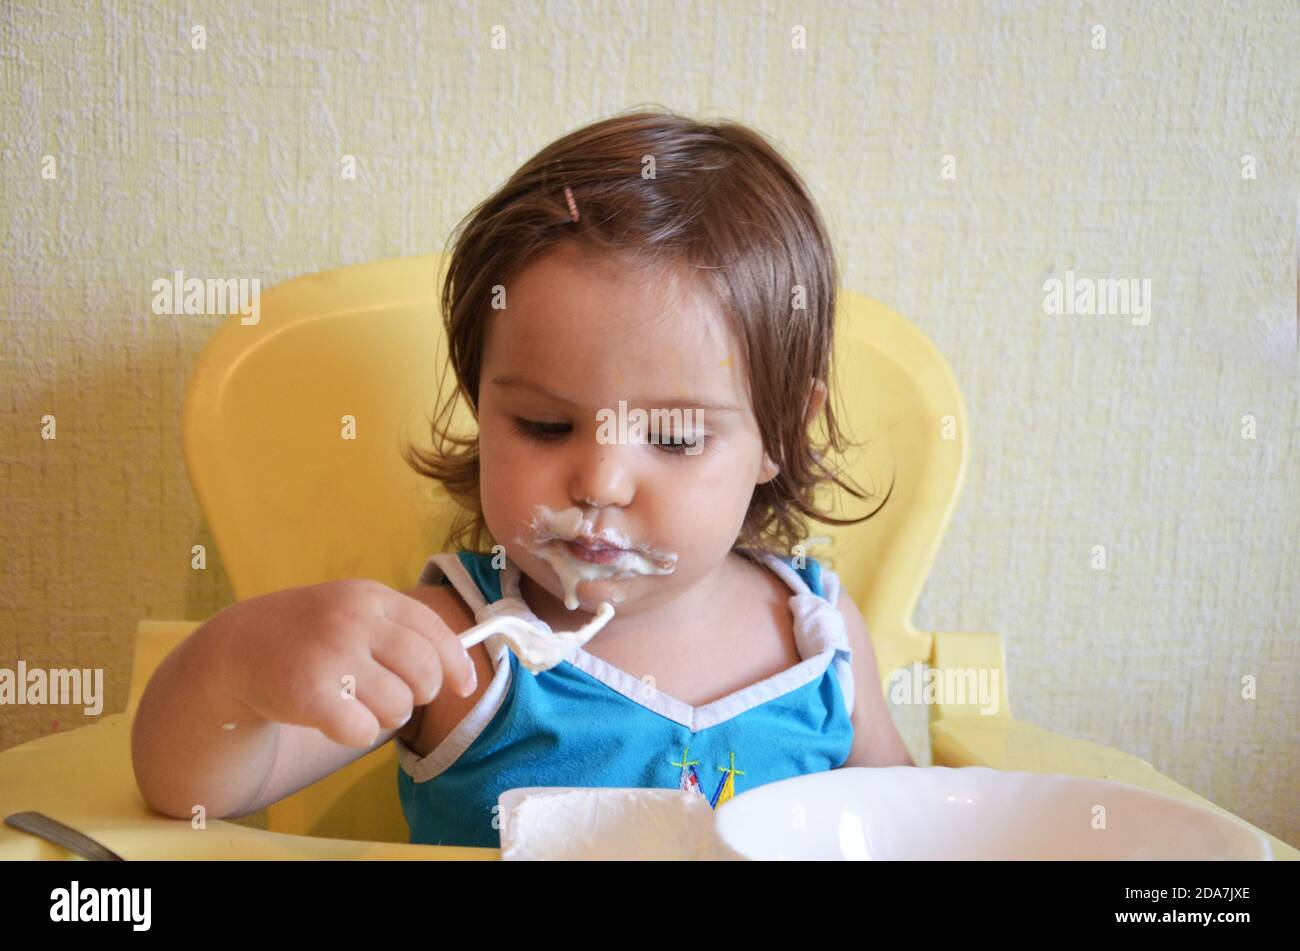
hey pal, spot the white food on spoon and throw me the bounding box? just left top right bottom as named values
left=458, top=602, right=616, bottom=674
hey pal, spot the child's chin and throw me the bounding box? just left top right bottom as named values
left=565, top=577, right=637, bottom=612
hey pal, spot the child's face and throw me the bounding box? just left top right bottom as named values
left=477, top=242, right=780, bottom=616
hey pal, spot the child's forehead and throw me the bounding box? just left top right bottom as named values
left=484, top=248, right=752, bottom=412
left=496, top=245, right=740, bottom=359
left=506, top=242, right=717, bottom=324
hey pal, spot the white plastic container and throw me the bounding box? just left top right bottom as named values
left=497, top=786, right=743, bottom=860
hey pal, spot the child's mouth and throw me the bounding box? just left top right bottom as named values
left=565, top=539, right=628, bottom=565
left=515, top=504, right=678, bottom=609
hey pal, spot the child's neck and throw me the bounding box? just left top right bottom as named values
left=517, top=549, right=747, bottom=646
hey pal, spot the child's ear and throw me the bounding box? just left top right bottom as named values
left=758, top=451, right=780, bottom=483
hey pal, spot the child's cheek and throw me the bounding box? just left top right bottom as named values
left=481, top=428, right=548, bottom=518
left=675, top=455, right=756, bottom=539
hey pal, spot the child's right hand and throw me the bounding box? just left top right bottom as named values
left=215, top=579, right=477, bottom=749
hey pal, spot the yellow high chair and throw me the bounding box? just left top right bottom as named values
left=1, top=255, right=1292, bottom=860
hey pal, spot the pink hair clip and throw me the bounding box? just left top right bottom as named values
left=563, top=185, right=580, bottom=223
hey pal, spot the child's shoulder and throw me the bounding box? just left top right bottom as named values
left=401, top=576, right=475, bottom=628
left=414, top=549, right=508, bottom=601
left=735, top=545, right=831, bottom=601
left=402, top=551, right=484, bottom=643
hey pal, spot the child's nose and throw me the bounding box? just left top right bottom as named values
left=569, top=439, right=635, bottom=509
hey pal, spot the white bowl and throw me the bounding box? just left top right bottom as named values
left=713, top=766, right=1273, bottom=860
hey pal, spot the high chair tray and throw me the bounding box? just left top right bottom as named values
left=0, top=713, right=496, bottom=860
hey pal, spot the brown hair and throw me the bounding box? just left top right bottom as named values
left=404, top=107, right=892, bottom=559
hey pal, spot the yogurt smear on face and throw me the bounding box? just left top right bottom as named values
left=516, top=505, right=677, bottom=610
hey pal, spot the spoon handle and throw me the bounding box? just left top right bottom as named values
left=458, top=602, right=615, bottom=651
left=5, top=811, right=126, bottom=861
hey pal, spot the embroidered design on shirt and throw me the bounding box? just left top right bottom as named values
left=710, top=751, right=745, bottom=808
left=671, top=745, right=706, bottom=797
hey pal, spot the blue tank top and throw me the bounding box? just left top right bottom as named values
left=395, top=547, right=856, bottom=848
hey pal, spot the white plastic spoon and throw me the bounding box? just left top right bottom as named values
left=458, top=601, right=615, bottom=674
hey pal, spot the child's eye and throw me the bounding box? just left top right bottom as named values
left=510, top=417, right=711, bottom=457
left=654, top=432, right=709, bottom=457
left=511, top=418, right=571, bottom=441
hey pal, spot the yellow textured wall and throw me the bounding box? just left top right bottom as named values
left=1, top=1, right=1296, bottom=846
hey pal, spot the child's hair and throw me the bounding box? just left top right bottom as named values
left=405, top=106, right=892, bottom=559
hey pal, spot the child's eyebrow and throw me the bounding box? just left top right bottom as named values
left=490, top=374, right=740, bottom=413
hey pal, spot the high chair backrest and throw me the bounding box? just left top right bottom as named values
left=183, top=255, right=469, bottom=600
left=820, top=288, right=968, bottom=678
left=181, top=253, right=967, bottom=841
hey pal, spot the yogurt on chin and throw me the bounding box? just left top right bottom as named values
left=515, top=504, right=677, bottom=610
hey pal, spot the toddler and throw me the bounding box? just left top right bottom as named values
left=131, top=109, right=913, bottom=850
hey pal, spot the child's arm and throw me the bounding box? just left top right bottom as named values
left=130, top=580, right=475, bottom=820
left=836, top=590, right=916, bottom=768
left=130, top=605, right=287, bottom=820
